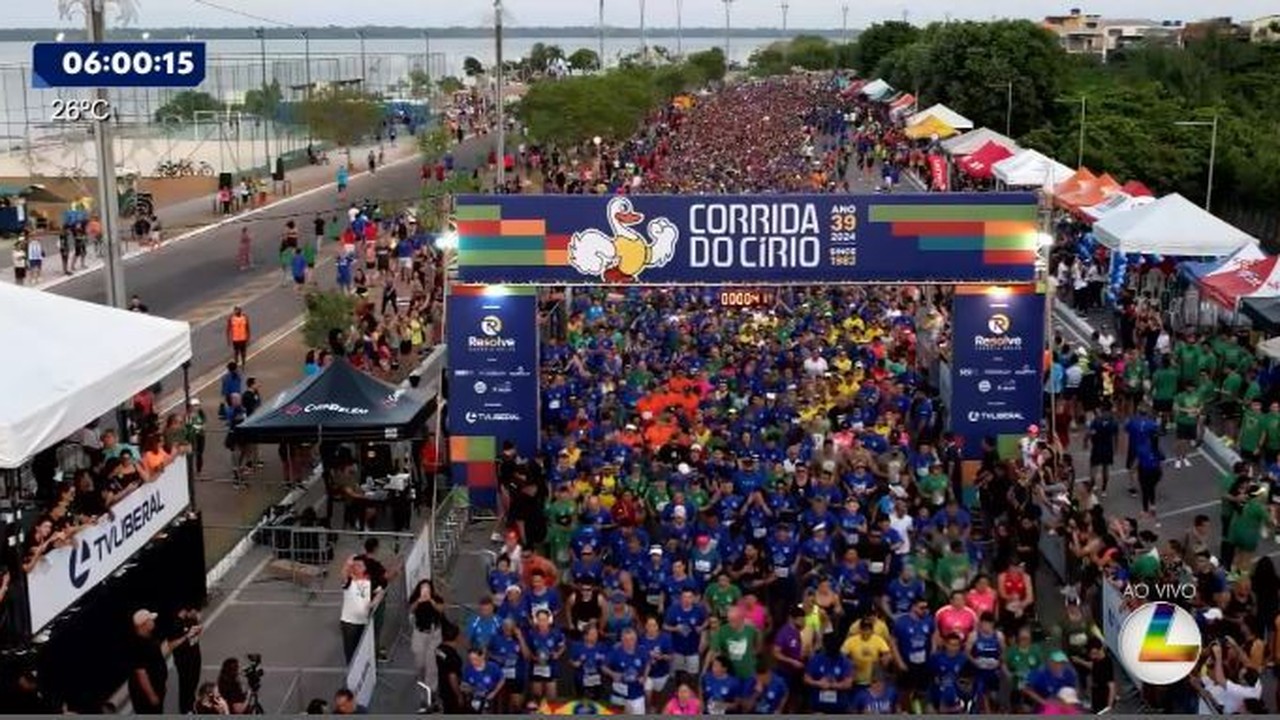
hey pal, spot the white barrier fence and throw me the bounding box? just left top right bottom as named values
left=346, top=616, right=378, bottom=710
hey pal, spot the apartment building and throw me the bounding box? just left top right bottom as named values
left=1042, top=8, right=1183, bottom=58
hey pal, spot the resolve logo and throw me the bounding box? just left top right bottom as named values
left=480, top=315, right=503, bottom=336
left=987, top=313, right=1011, bottom=335
left=468, top=315, right=517, bottom=350
left=974, top=311, right=1023, bottom=351
left=1118, top=602, right=1202, bottom=685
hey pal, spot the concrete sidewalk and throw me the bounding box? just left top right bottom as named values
left=0, top=137, right=419, bottom=286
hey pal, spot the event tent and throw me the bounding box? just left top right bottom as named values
left=1195, top=255, right=1280, bottom=309
left=904, top=115, right=958, bottom=140
left=1094, top=193, right=1258, bottom=257
left=907, top=103, right=974, bottom=131
left=1179, top=243, right=1269, bottom=283
left=888, top=93, right=918, bottom=119
left=860, top=79, right=893, bottom=100
left=1058, top=174, right=1122, bottom=210
left=232, top=358, right=437, bottom=443
left=0, top=283, right=192, bottom=468
left=1079, top=192, right=1154, bottom=224
left=1051, top=168, right=1097, bottom=198
left=1121, top=179, right=1153, bottom=197
left=941, top=127, right=1019, bottom=157
left=957, top=141, right=1014, bottom=179
left=1243, top=299, right=1280, bottom=333
left=992, top=149, right=1074, bottom=188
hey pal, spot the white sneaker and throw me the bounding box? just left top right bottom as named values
left=1183, top=457, right=1192, bottom=467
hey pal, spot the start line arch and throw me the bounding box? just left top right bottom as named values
left=446, top=192, right=1046, bottom=510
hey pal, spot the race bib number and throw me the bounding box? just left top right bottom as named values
left=612, top=681, right=629, bottom=697
left=869, top=562, right=885, bottom=574
left=695, top=560, right=711, bottom=573
left=819, top=690, right=838, bottom=704
left=646, top=593, right=662, bottom=607
left=549, top=400, right=561, bottom=410
left=583, top=673, right=601, bottom=687
left=534, top=663, right=551, bottom=678
left=503, top=666, right=517, bottom=679
left=754, top=527, right=768, bottom=539
left=775, top=566, right=790, bottom=578
left=909, top=650, right=926, bottom=664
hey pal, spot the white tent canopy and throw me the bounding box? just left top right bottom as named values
left=0, top=284, right=192, bottom=467
left=860, top=79, right=891, bottom=98
left=1094, top=193, right=1258, bottom=257
left=992, top=149, right=1073, bottom=188
left=907, top=103, right=974, bottom=131
left=941, top=127, right=1020, bottom=156
left=1080, top=192, right=1155, bottom=223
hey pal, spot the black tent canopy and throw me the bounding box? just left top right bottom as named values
left=1242, top=297, right=1280, bottom=333
left=233, top=359, right=437, bottom=443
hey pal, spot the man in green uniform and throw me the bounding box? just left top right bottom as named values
left=1238, top=399, right=1266, bottom=467
left=1151, top=360, right=1179, bottom=430
left=1173, top=389, right=1201, bottom=468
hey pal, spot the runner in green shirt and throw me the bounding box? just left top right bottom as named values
left=711, top=612, right=760, bottom=679
left=1174, top=390, right=1202, bottom=468
left=1238, top=399, right=1266, bottom=465
left=705, top=573, right=742, bottom=620
left=1151, top=363, right=1179, bottom=427
left=1004, top=627, right=1045, bottom=697
left=1228, top=491, right=1272, bottom=572
left=1265, top=401, right=1280, bottom=462
left=545, top=485, right=579, bottom=564
left=1176, top=341, right=1201, bottom=384
left=919, top=467, right=950, bottom=509
left=1121, top=356, right=1147, bottom=417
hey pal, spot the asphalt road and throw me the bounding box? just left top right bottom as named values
left=48, top=135, right=492, bottom=393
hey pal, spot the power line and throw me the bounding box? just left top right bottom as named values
left=190, top=0, right=297, bottom=28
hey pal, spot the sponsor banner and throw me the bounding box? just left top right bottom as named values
left=404, top=524, right=431, bottom=598
left=27, top=456, right=191, bottom=633
left=454, top=193, right=1038, bottom=285
left=346, top=618, right=377, bottom=709
left=446, top=287, right=540, bottom=510
left=949, top=286, right=1045, bottom=458
left=928, top=154, right=950, bottom=192
left=1102, top=578, right=1128, bottom=662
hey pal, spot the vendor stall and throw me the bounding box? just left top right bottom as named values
left=1093, top=193, right=1257, bottom=257
left=941, top=127, right=1019, bottom=157
left=993, top=149, right=1074, bottom=188
left=957, top=141, right=1015, bottom=179
left=907, top=103, right=974, bottom=131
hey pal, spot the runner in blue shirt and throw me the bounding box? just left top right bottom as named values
left=745, top=665, right=790, bottom=714
left=663, top=589, right=708, bottom=677
left=526, top=609, right=565, bottom=700
left=486, top=618, right=527, bottom=712
left=929, top=634, right=970, bottom=713
left=967, top=613, right=1005, bottom=711
left=604, top=627, right=650, bottom=715
left=466, top=598, right=500, bottom=651
left=853, top=671, right=899, bottom=713
left=461, top=647, right=504, bottom=713
left=568, top=623, right=610, bottom=702
left=804, top=642, right=854, bottom=713
left=701, top=656, right=743, bottom=715
left=638, top=615, right=674, bottom=706
left=884, top=565, right=926, bottom=618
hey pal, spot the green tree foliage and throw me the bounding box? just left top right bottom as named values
left=437, top=76, right=465, bottom=95
left=749, top=36, right=844, bottom=76
left=243, top=79, right=283, bottom=118
left=876, top=21, right=1066, bottom=136
left=516, top=59, right=714, bottom=147
left=527, top=42, right=566, bottom=73
left=153, top=90, right=222, bottom=122
left=298, top=87, right=383, bottom=148
left=408, top=69, right=432, bottom=98
left=686, top=47, right=727, bottom=82
left=853, top=21, right=920, bottom=73
left=463, top=56, right=485, bottom=77
left=568, top=47, right=602, bottom=72
left=303, top=291, right=359, bottom=349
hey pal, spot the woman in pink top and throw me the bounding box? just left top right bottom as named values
left=739, top=594, right=768, bottom=631
left=935, top=590, right=979, bottom=641
left=966, top=574, right=999, bottom=619
left=663, top=682, right=702, bottom=715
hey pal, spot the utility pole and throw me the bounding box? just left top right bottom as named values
left=495, top=0, right=506, bottom=189
left=87, top=1, right=126, bottom=308
left=639, top=0, right=647, bottom=62
left=302, top=30, right=311, bottom=146
left=598, top=0, right=606, bottom=69
left=357, top=29, right=367, bottom=89
left=255, top=28, right=270, bottom=174
left=842, top=3, right=850, bottom=44
left=780, top=1, right=789, bottom=33
left=723, top=0, right=734, bottom=64
left=675, top=0, right=684, bottom=56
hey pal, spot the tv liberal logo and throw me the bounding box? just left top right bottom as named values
left=1118, top=602, right=1202, bottom=685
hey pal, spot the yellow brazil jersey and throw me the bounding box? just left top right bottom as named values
left=840, top=633, right=891, bottom=684
left=833, top=356, right=853, bottom=374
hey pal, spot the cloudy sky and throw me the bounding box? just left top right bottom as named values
left=12, top=0, right=1276, bottom=29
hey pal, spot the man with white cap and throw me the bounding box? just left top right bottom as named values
left=127, top=608, right=168, bottom=713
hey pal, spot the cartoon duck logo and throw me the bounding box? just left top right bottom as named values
left=567, top=196, right=679, bottom=283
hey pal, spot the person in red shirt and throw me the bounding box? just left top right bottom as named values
left=935, top=590, right=979, bottom=643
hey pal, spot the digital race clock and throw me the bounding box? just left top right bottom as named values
left=718, top=288, right=777, bottom=308
left=32, top=42, right=207, bottom=88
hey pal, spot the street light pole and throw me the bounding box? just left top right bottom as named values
left=357, top=30, right=367, bottom=90
left=83, top=0, right=127, bottom=308
left=1175, top=114, right=1219, bottom=211
left=639, top=0, right=647, bottom=62
left=675, top=0, right=683, bottom=56
left=1077, top=95, right=1086, bottom=169
left=495, top=0, right=506, bottom=189
left=302, top=30, right=312, bottom=146
left=780, top=2, right=789, bottom=33
left=1003, top=81, right=1013, bottom=137
left=255, top=28, right=271, bottom=173
left=598, top=0, right=606, bottom=69
left=723, top=0, right=734, bottom=65
left=841, top=3, right=850, bottom=45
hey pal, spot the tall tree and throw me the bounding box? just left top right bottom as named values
left=463, top=56, right=485, bottom=77
left=299, top=87, right=383, bottom=149
left=568, top=47, right=602, bottom=72
left=854, top=21, right=920, bottom=73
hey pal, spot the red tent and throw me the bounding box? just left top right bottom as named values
left=958, top=141, right=1014, bottom=179
left=1121, top=179, right=1153, bottom=197
left=1198, top=256, right=1280, bottom=310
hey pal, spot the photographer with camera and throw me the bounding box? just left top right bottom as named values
left=194, top=683, right=229, bottom=715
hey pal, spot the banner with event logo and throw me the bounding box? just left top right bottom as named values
left=454, top=193, right=1038, bottom=285
left=446, top=286, right=540, bottom=510
left=948, top=286, right=1045, bottom=458
left=26, top=456, right=191, bottom=632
